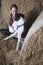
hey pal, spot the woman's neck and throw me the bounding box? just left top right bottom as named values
left=12, top=13, right=20, bottom=21
left=12, top=16, right=16, bottom=21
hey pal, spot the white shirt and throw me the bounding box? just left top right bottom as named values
left=9, top=17, right=25, bottom=37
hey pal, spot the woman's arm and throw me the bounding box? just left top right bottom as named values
left=9, top=25, right=15, bottom=33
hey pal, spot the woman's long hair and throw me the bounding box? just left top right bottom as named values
left=9, top=4, right=18, bottom=26
left=9, top=14, right=13, bottom=26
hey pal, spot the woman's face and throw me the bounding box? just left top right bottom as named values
left=10, top=7, right=17, bottom=17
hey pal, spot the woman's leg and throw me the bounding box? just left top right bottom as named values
left=0, top=29, right=11, bottom=36
left=3, top=31, right=17, bottom=40
left=16, top=34, right=21, bottom=51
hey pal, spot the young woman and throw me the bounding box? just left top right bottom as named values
left=2, top=4, right=25, bottom=51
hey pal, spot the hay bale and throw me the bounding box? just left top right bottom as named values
left=6, top=38, right=17, bottom=51
left=0, top=38, right=18, bottom=65
left=0, top=32, right=4, bottom=39
left=19, top=26, right=43, bottom=65
left=1, top=0, right=41, bottom=24
left=0, top=7, right=7, bottom=28
left=6, top=50, right=19, bottom=65
left=0, top=51, right=6, bottom=65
